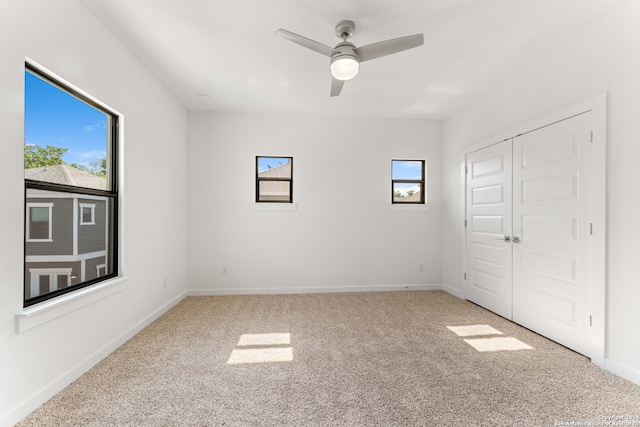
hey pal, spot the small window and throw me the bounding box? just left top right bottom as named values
left=96, top=264, right=106, bottom=277
left=256, top=156, right=293, bottom=203
left=79, top=203, right=96, bottom=225
left=26, top=203, right=53, bottom=241
left=392, top=159, right=425, bottom=204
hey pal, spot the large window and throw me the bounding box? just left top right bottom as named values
left=24, top=63, right=118, bottom=307
left=256, top=156, right=293, bottom=203
left=392, top=159, right=425, bottom=204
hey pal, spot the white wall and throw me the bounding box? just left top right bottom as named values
left=0, top=1, right=188, bottom=425
left=188, top=113, right=442, bottom=294
left=442, top=0, right=640, bottom=383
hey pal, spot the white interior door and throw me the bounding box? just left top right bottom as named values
left=465, top=140, right=513, bottom=319
left=511, top=112, right=593, bottom=356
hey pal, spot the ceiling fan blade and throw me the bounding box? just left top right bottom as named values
left=356, top=33, right=424, bottom=62
left=330, top=77, right=345, bottom=97
left=276, top=29, right=335, bottom=57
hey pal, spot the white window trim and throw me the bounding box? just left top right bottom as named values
left=389, top=203, right=431, bottom=212
left=26, top=202, right=53, bottom=242
left=79, top=203, right=96, bottom=225
left=16, top=276, right=127, bottom=333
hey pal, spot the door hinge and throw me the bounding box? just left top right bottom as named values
left=590, top=223, right=593, bottom=235
left=464, top=219, right=467, bottom=228
left=590, top=315, right=593, bottom=327
left=465, top=166, right=468, bottom=175
left=464, top=273, right=467, bottom=280
left=590, top=131, right=594, bottom=143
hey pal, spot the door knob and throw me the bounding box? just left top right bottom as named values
left=495, top=236, right=511, bottom=242
left=512, top=236, right=521, bottom=243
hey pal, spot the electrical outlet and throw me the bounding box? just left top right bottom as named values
left=222, top=266, right=228, bottom=275
left=419, top=264, right=425, bottom=272
left=163, top=277, right=168, bottom=288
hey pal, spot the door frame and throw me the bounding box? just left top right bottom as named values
left=459, top=93, right=607, bottom=367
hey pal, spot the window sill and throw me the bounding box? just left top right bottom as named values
left=15, top=277, right=127, bottom=333
left=252, top=203, right=297, bottom=211
left=389, top=204, right=431, bottom=212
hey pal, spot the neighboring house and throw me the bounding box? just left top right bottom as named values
left=394, top=190, right=421, bottom=203
left=257, top=163, right=291, bottom=201
left=24, top=165, right=108, bottom=299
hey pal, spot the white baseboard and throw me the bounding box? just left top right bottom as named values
left=189, top=284, right=442, bottom=296
left=2, top=291, right=188, bottom=427
left=604, top=358, right=640, bottom=386
left=441, top=283, right=464, bottom=299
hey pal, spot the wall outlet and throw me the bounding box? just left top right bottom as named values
left=222, top=266, right=228, bottom=275
left=163, top=277, right=168, bottom=288
left=419, top=264, right=425, bottom=272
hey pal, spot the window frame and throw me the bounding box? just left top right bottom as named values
left=23, top=63, right=119, bottom=307
left=26, top=202, right=53, bottom=241
left=255, top=156, right=293, bottom=203
left=79, top=203, right=96, bottom=225
left=391, top=159, right=426, bottom=204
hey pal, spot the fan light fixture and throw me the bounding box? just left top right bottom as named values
left=276, top=19, right=424, bottom=96
left=331, top=56, right=359, bottom=81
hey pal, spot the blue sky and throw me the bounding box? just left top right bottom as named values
left=24, top=71, right=107, bottom=167
left=257, top=156, right=290, bottom=173
left=392, top=160, right=423, bottom=180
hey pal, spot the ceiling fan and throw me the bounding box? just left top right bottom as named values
left=276, top=20, right=424, bottom=97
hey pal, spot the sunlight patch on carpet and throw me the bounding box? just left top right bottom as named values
left=237, top=333, right=290, bottom=346
left=227, top=347, right=293, bottom=365
left=227, top=333, right=293, bottom=365
left=463, top=336, right=533, bottom=352
left=447, top=324, right=503, bottom=337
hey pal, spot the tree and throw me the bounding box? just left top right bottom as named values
left=25, top=144, right=106, bottom=177
left=24, top=144, right=68, bottom=168
left=70, top=159, right=106, bottom=177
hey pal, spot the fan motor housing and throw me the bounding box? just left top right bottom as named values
left=335, top=20, right=355, bottom=39
left=331, top=41, right=360, bottom=62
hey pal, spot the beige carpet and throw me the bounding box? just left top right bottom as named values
left=18, top=291, right=640, bottom=426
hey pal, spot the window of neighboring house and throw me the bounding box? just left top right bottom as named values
left=96, top=264, right=106, bottom=277
left=24, top=63, right=119, bottom=307
left=80, top=203, right=96, bottom=225
left=256, top=156, right=293, bottom=203
left=392, top=159, right=425, bottom=204
left=26, top=202, right=53, bottom=241
left=28, top=268, right=72, bottom=300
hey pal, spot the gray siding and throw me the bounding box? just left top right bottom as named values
left=78, top=198, right=107, bottom=254
left=25, top=198, right=73, bottom=256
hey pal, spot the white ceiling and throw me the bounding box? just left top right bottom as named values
left=80, top=0, right=614, bottom=119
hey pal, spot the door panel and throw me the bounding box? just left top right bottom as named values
left=466, top=140, right=512, bottom=319
left=512, top=112, right=592, bottom=356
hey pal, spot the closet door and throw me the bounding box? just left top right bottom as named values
left=511, top=111, right=593, bottom=356
left=465, top=140, right=513, bottom=319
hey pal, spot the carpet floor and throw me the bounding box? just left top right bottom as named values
left=17, top=291, right=640, bottom=426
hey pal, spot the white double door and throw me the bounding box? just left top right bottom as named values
left=465, top=111, right=593, bottom=357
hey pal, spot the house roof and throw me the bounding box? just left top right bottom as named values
left=258, top=163, right=291, bottom=179
left=393, top=190, right=422, bottom=203
left=25, top=165, right=107, bottom=190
